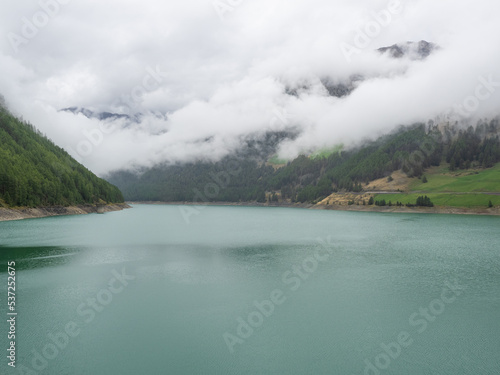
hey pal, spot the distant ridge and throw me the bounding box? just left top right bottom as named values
left=377, top=40, right=438, bottom=60
left=60, top=107, right=143, bottom=123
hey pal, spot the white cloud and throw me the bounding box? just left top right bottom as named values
left=1, top=0, right=499, bottom=174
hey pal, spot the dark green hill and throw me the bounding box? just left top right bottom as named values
left=107, top=120, right=500, bottom=204
left=0, top=106, right=124, bottom=207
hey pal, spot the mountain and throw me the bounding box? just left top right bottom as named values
left=60, top=107, right=144, bottom=123
left=106, top=130, right=296, bottom=202
left=0, top=105, right=124, bottom=207
left=321, top=76, right=363, bottom=98
left=377, top=40, right=437, bottom=60
left=106, top=119, right=500, bottom=204
left=284, top=41, right=437, bottom=100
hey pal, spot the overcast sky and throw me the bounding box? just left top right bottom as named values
left=1, top=0, right=500, bottom=175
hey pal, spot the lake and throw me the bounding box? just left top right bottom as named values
left=1, top=205, right=499, bottom=374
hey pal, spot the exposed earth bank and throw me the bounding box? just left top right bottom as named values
left=0, top=203, right=131, bottom=222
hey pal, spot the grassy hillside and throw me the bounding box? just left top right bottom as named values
left=0, top=106, right=124, bottom=207
left=410, top=164, right=500, bottom=192
left=374, top=164, right=500, bottom=208
left=310, top=144, right=344, bottom=160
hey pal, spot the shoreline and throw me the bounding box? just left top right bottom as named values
left=0, top=203, right=131, bottom=222
left=1, top=200, right=497, bottom=221
left=127, top=201, right=500, bottom=216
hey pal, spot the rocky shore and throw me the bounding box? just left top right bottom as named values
left=0, top=203, right=131, bottom=222
left=127, top=201, right=500, bottom=216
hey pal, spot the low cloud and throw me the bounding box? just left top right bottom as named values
left=1, top=0, right=499, bottom=175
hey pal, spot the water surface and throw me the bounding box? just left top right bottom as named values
left=0, top=205, right=499, bottom=374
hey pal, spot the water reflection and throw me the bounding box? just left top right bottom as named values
left=0, top=246, right=79, bottom=272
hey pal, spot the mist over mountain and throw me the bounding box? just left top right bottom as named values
left=60, top=107, right=143, bottom=124
left=377, top=40, right=437, bottom=60
left=2, top=0, right=500, bottom=176
left=106, top=119, right=500, bottom=204
left=61, top=40, right=444, bottom=174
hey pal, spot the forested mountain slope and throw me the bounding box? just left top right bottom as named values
left=107, top=120, right=500, bottom=204
left=0, top=106, right=124, bottom=207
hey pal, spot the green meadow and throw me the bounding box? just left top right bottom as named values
left=374, top=164, right=500, bottom=208
left=411, top=164, right=500, bottom=193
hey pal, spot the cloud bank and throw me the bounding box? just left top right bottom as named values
left=1, top=0, right=500, bottom=174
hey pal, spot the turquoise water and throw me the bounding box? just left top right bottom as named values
left=0, top=205, right=499, bottom=374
